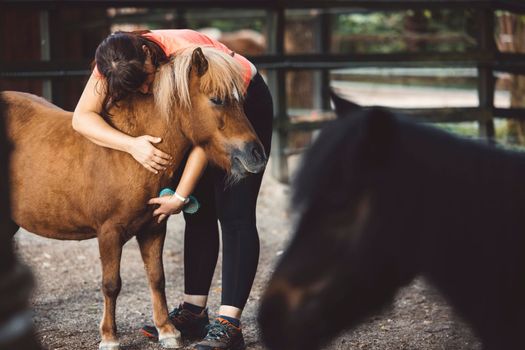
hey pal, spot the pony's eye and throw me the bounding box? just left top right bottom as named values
left=210, top=97, right=224, bottom=106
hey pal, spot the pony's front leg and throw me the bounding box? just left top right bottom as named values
left=137, top=229, right=182, bottom=349
left=97, top=227, right=124, bottom=350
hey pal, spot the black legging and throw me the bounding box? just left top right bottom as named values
left=182, top=73, right=273, bottom=309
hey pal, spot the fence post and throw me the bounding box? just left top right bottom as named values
left=316, top=10, right=332, bottom=111
left=477, top=7, right=496, bottom=140
left=267, top=6, right=289, bottom=183
left=40, top=10, right=52, bottom=103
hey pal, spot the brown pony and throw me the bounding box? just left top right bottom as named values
left=2, top=46, right=266, bottom=350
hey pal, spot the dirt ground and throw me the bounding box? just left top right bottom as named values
left=14, top=162, right=482, bottom=350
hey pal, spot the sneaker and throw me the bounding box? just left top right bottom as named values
left=194, top=318, right=245, bottom=350
left=141, top=304, right=209, bottom=340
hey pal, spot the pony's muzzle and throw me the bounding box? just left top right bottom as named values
left=231, top=141, right=267, bottom=175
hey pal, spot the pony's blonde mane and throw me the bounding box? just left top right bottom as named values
left=153, top=45, right=246, bottom=121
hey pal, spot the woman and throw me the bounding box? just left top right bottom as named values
left=73, top=29, right=273, bottom=350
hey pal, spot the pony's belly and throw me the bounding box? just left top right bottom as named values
left=18, top=224, right=97, bottom=241
left=11, top=193, right=99, bottom=241
left=10, top=168, right=158, bottom=241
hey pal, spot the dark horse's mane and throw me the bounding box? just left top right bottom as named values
left=294, top=95, right=525, bottom=215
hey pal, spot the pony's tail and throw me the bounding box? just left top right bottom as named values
left=153, top=60, right=176, bottom=122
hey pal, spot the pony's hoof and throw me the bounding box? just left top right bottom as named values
left=159, top=334, right=183, bottom=349
left=99, top=340, right=120, bottom=350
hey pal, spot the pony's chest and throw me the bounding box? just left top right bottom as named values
left=110, top=180, right=171, bottom=230
left=107, top=201, right=159, bottom=239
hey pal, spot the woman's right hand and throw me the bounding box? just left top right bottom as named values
left=128, top=135, right=172, bottom=174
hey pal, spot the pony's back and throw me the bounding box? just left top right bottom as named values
left=0, top=91, right=75, bottom=144
left=5, top=90, right=65, bottom=110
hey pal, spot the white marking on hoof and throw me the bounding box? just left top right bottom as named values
left=159, top=333, right=183, bottom=349
left=99, top=340, right=120, bottom=350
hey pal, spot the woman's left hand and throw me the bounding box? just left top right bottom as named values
left=148, top=195, right=186, bottom=223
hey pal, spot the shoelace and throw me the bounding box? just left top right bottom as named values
left=204, top=320, right=231, bottom=341
left=168, top=307, right=192, bottom=323
left=168, top=307, right=182, bottom=318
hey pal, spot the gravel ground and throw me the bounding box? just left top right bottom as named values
left=14, top=162, right=481, bottom=350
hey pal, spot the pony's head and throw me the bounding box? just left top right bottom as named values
left=154, top=46, right=266, bottom=180
left=258, top=94, right=420, bottom=350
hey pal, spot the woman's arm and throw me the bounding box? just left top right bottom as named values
left=72, top=72, right=171, bottom=173
left=148, top=146, right=208, bottom=223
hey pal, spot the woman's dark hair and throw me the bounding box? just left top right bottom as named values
left=94, top=30, right=168, bottom=117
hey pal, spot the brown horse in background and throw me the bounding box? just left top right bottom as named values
left=3, top=47, right=266, bottom=350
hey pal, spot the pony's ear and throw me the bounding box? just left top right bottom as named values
left=330, top=89, right=361, bottom=119
left=191, top=47, right=209, bottom=77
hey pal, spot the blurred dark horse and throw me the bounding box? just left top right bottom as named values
left=0, top=92, right=40, bottom=350
left=259, top=92, right=525, bottom=350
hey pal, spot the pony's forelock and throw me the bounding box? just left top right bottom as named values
left=153, top=46, right=246, bottom=121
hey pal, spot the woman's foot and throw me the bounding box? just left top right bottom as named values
left=141, top=304, right=209, bottom=340
left=194, top=318, right=245, bottom=350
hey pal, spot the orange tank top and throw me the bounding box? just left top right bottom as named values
left=94, top=29, right=255, bottom=87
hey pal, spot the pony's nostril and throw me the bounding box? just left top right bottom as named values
left=250, top=143, right=266, bottom=162
left=252, top=147, right=261, bottom=160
